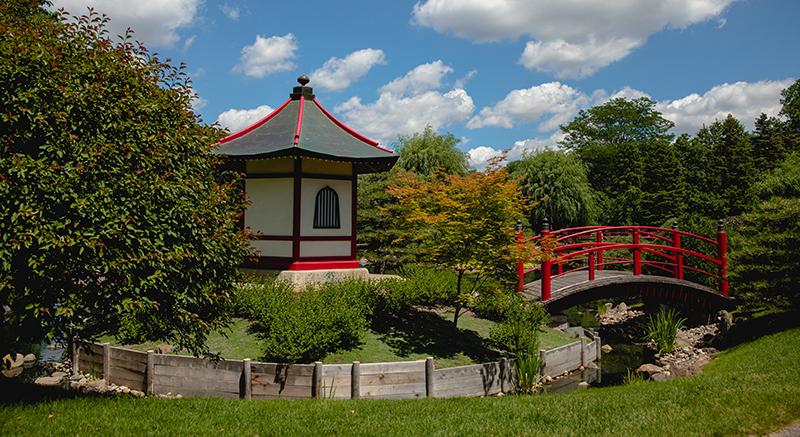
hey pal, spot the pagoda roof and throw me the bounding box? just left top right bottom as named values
left=214, top=76, right=397, bottom=174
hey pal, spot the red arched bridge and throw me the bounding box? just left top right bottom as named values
left=517, top=220, right=731, bottom=314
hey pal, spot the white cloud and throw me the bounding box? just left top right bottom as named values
left=233, top=34, right=299, bottom=78
left=378, top=60, right=453, bottom=96
left=190, top=93, right=208, bottom=111
left=467, top=82, right=596, bottom=131
left=658, top=79, right=794, bottom=134
left=412, top=0, right=738, bottom=78
left=52, top=0, right=202, bottom=49
left=334, top=89, right=475, bottom=147
left=217, top=105, right=274, bottom=133
left=309, top=49, right=386, bottom=92
left=468, top=131, right=564, bottom=169
left=455, top=69, right=478, bottom=89
left=221, top=3, right=240, bottom=20
left=182, top=35, right=196, bottom=54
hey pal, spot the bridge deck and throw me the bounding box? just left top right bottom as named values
left=520, top=269, right=730, bottom=313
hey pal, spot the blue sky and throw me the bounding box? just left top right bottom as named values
left=51, top=0, right=800, bottom=167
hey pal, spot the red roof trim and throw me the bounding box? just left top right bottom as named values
left=214, top=98, right=292, bottom=146
left=312, top=100, right=392, bottom=153
left=294, top=95, right=305, bottom=146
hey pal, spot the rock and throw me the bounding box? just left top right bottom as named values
left=155, top=344, right=174, bottom=354
left=586, top=362, right=599, bottom=370
left=637, top=364, right=663, bottom=375
left=51, top=371, right=68, bottom=379
left=616, top=302, right=628, bottom=312
left=544, top=375, right=553, bottom=383
left=81, top=379, right=108, bottom=394
left=717, top=310, right=733, bottom=333
left=176, top=394, right=183, bottom=399
left=688, top=363, right=704, bottom=375
left=577, top=382, right=590, bottom=389
left=670, top=364, right=691, bottom=378
left=23, top=353, right=36, bottom=363
left=3, top=353, right=24, bottom=368
left=130, top=390, right=145, bottom=398
left=2, top=367, right=23, bottom=378
left=35, top=376, right=65, bottom=386
left=68, top=374, right=84, bottom=381
left=650, top=373, right=672, bottom=382
left=601, top=344, right=613, bottom=353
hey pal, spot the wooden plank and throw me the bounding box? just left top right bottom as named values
left=433, top=374, right=500, bottom=392
left=433, top=363, right=501, bottom=381
left=361, top=371, right=424, bottom=387
left=322, top=364, right=351, bottom=376
left=154, top=363, right=241, bottom=383
left=79, top=352, right=104, bottom=365
left=153, top=374, right=239, bottom=394
left=109, top=366, right=146, bottom=386
left=360, top=361, right=425, bottom=375
left=251, top=373, right=313, bottom=388
left=110, top=348, right=146, bottom=364
left=250, top=383, right=313, bottom=398
left=154, top=355, right=244, bottom=373
left=109, top=355, right=147, bottom=374
left=250, top=362, right=315, bottom=377
left=154, top=384, right=239, bottom=400
left=109, top=375, right=146, bottom=392
left=361, top=383, right=426, bottom=399
left=434, top=385, right=500, bottom=398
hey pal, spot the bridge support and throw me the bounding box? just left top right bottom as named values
left=717, top=220, right=728, bottom=296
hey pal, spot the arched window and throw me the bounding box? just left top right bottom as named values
left=314, top=186, right=340, bottom=229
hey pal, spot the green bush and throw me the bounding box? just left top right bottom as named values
left=645, top=309, right=686, bottom=354
left=490, top=296, right=549, bottom=357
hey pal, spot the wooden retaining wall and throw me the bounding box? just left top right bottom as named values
left=75, top=332, right=600, bottom=400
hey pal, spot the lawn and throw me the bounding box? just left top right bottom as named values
left=101, top=310, right=574, bottom=368
left=3, top=310, right=799, bottom=436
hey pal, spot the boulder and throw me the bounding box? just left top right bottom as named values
left=577, top=381, right=590, bottom=389
left=34, top=376, right=65, bottom=387
left=80, top=379, right=108, bottom=394
left=650, top=373, right=672, bottom=382
left=717, top=310, right=733, bottom=333
left=3, top=353, right=24, bottom=368
left=636, top=363, right=663, bottom=375
left=23, top=353, right=36, bottom=363
left=155, top=344, right=174, bottom=354
left=601, top=344, right=613, bottom=353
left=2, top=367, right=23, bottom=378
left=616, top=302, right=628, bottom=313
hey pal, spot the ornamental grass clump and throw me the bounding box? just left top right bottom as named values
left=646, top=309, right=686, bottom=354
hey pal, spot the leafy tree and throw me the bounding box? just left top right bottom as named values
left=639, top=138, right=685, bottom=224
left=0, top=0, right=250, bottom=356
left=507, top=149, right=597, bottom=230
left=753, top=153, right=800, bottom=200
left=780, top=78, right=800, bottom=137
left=387, top=153, right=540, bottom=328
left=392, top=124, right=473, bottom=177
left=559, top=97, right=675, bottom=225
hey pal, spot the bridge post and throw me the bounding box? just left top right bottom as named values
left=596, top=231, right=603, bottom=271
left=672, top=219, right=683, bottom=280
left=717, top=219, right=728, bottom=296
left=589, top=252, right=595, bottom=281
left=633, top=228, right=641, bottom=276
left=541, top=219, right=552, bottom=301
left=516, top=219, right=524, bottom=293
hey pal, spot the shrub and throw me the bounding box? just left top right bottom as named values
left=490, top=296, right=549, bottom=357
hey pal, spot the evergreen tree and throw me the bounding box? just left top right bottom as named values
left=640, top=139, right=685, bottom=225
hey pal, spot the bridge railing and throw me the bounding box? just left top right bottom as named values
left=517, top=219, right=728, bottom=300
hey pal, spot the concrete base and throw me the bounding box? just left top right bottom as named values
left=240, top=268, right=371, bottom=289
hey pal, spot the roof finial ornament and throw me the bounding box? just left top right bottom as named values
left=298, top=75, right=310, bottom=86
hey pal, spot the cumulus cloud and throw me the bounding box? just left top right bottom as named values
left=468, top=131, right=564, bottom=169
left=52, top=0, right=201, bottom=49
left=467, top=82, right=598, bottom=131
left=412, top=0, right=738, bottom=78
left=378, top=60, right=454, bottom=96
left=217, top=105, right=275, bottom=133
left=233, top=34, right=299, bottom=78
left=658, top=79, right=794, bottom=134
left=309, top=49, right=386, bottom=92
left=334, top=89, right=475, bottom=147
left=190, top=93, right=208, bottom=111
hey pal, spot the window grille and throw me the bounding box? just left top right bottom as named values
left=314, top=186, right=340, bottom=228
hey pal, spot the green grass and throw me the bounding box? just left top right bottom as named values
left=3, top=312, right=800, bottom=436
left=101, top=310, right=574, bottom=368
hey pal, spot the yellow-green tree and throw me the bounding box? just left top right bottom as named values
left=387, top=153, right=539, bottom=328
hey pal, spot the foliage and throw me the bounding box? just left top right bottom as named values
left=753, top=152, right=800, bottom=200
left=489, top=296, right=548, bottom=357
left=559, top=97, right=675, bottom=225
left=514, top=353, right=544, bottom=394
left=639, top=138, right=685, bottom=225
left=645, top=309, right=686, bottom=354
left=392, top=124, right=473, bottom=177
left=507, top=149, right=598, bottom=230
left=0, top=0, right=250, bottom=356
left=622, top=369, right=646, bottom=385
left=729, top=197, right=800, bottom=306
left=236, top=278, right=383, bottom=363
left=356, top=169, right=418, bottom=274
left=387, top=153, right=541, bottom=328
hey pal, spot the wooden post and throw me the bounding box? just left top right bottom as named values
left=580, top=337, right=588, bottom=368
left=595, top=335, right=602, bottom=362
left=541, top=219, right=552, bottom=301
left=633, top=229, right=641, bottom=275
left=538, top=349, right=546, bottom=377
left=717, top=219, right=728, bottom=296
left=71, top=337, right=79, bottom=374
left=351, top=361, right=360, bottom=399
left=313, top=361, right=323, bottom=399
left=102, top=342, right=110, bottom=382
left=243, top=359, right=252, bottom=400
left=146, top=350, right=155, bottom=395
left=589, top=252, right=595, bottom=281
left=425, top=357, right=434, bottom=398
left=500, top=358, right=508, bottom=393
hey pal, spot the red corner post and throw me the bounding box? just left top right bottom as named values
left=541, top=219, right=552, bottom=301
left=516, top=220, right=524, bottom=293
left=672, top=219, right=683, bottom=280
left=633, top=228, right=641, bottom=276
left=717, top=219, right=728, bottom=296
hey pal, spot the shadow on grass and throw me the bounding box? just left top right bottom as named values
left=370, top=310, right=501, bottom=363
left=0, top=377, right=105, bottom=406
left=718, top=307, right=800, bottom=350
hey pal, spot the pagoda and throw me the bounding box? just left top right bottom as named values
left=215, top=76, right=397, bottom=284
